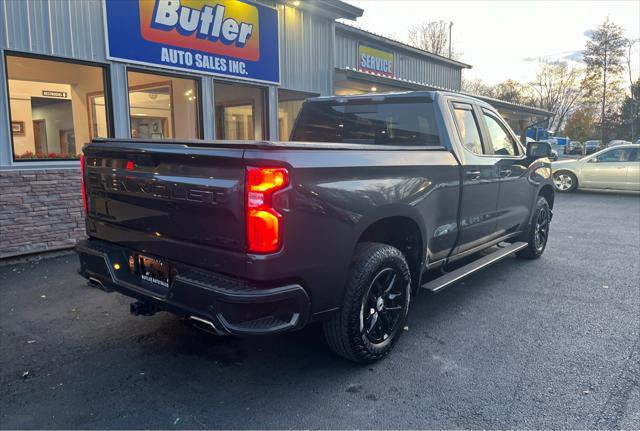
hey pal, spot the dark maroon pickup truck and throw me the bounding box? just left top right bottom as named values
left=76, top=91, right=555, bottom=363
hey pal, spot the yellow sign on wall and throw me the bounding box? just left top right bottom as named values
left=358, top=44, right=394, bottom=77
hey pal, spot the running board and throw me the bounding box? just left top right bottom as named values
left=422, top=241, right=528, bottom=293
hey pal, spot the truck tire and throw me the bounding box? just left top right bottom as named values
left=517, top=196, right=551, bottom=259
left=553, top=171, right=578, bottom=192
left=323, top=242, right=411, bottom=363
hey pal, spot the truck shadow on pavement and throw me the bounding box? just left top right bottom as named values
left=123, top=257, right=519, bottom=368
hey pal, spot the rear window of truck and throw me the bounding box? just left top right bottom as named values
left=290, top=98, right=440, bottom=146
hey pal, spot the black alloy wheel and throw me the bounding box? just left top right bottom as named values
left=324, top=242, right=412, bottom=363
left=517, top=196, right=551, bottom=259
left=534, top=205, right=550, bottom=252
left=361, top=267, right=405, bottom=344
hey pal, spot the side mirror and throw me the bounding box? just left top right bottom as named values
left=588, top=157, right=598, bottom=163
left=526, top=141, right=552, bottom=159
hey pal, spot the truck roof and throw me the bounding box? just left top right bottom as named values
left=306, top=90, right=494, bottom=109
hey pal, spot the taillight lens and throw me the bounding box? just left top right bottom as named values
left=246, top=167, right=289, bottom=253
left=80, top=153, right=88, bottom=213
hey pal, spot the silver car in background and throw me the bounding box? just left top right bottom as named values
left=552, top=144, right=640, bottom=192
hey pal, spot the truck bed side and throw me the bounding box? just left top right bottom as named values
left=83, top=140, right=460, bottom=315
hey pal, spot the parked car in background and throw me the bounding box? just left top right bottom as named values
left=608, top=140, right=632, bottom=147
left=564, top=141, right=583, bottom=155
left=584, top=140, right=602, bottom=155
left=552, top=144, right=640, bottom=192
left=518, top=136, right=557, bottom=160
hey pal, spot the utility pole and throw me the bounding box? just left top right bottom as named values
left=601, top=37, right=608, bottom=148
left=448, top=21, right=453, bottom=58
left=627, top=38, right=639, bottom=142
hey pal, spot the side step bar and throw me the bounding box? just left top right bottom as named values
left=422, top=241, right=528, bottom=293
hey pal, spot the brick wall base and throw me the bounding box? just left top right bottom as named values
left=0, top=168, right=85, bottom=259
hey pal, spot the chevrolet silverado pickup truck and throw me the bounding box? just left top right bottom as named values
left=76, top=91, right=555, bottom=363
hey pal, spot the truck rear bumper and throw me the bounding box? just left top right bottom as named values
left=75, top=239, right=310, bottom=336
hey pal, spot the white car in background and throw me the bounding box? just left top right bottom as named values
left=551, top=144, right=640, bottom=192
left=608, top=140, right=632, bottom=147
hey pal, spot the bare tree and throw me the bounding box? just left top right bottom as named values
left=463, top=78, right=536, bottom=105
left=408, top=21, right=453, bottom=57
left=531, top=60, right=584, bottom=132
left=625, top=38, right=639, bottom=88
left=492, top=80, right=536, bottom=106
left=462, top=78, right=495, bottom=97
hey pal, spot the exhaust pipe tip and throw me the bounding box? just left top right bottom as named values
left=189, top=315, right=226, bottom=336
left=88, top=277, right=113, bottom=292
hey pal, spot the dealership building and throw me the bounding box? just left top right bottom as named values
left=0, top=0, right=551, bottom=258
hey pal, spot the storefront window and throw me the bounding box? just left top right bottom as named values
left=214, top=82, right=266, bottom=140
left=278, top=89, right=316, bottom=140
left=127, top=70, right=200, bottom=139
left=6, top=55, right=110, bottom=161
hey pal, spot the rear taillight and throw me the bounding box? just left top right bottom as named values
left=80, top=153, right=88, bottom=213
left=246, top=167, right=289, bottom=253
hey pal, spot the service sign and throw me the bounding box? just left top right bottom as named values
left=103, top=0, right=280, bottom=84
left=358, top=44, right=394, bottom=78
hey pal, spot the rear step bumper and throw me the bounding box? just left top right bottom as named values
left=75, top=239, right=310, bottom=336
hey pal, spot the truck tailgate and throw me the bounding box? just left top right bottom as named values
left=83, top=142, right=246, bottom=257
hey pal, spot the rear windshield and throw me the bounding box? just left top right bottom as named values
left=290, top=98, right=440, bottom=146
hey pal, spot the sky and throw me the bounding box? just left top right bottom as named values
left=341, top=1, right=640, bottom=86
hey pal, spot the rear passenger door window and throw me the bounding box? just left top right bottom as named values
left=482, top=113, right=520, bottom=156
left=452, top=103, right=484, bottom=155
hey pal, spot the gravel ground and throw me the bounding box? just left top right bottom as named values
left=1, top=190, right=639, bottom=429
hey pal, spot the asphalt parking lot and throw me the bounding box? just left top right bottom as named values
left=1, top=191, right=639, bottom=429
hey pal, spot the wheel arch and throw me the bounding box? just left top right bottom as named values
left=539, top=184, right=555, bottom=209
left=356, top=214, right=425, bottom=293
left=553, top=168, right=579, bottom=190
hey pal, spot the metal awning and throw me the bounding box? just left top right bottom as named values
left=334, top=68, right=552, bottom=133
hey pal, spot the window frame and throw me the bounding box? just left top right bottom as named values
left=289, top=97, right=442, bottom=147
left=278, top=88, right=319, bottom=141
left=126, top=66, right=204, bottom=140
left=450, top=101, right=487, bottom=155
left=595, top=148, right=635, bottom=163
left=480, top=108, right=523, bottom=158
left=4, top=50, right=114, bottom=164
left=213, top=78, right=269, bottom=140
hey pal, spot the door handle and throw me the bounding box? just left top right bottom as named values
left=466, top=170, right=481, bottom=181
left=615, top=166, right=626, bottom=169
left=499, top=167, right=512, bottom=177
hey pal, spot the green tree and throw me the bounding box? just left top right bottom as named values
left=617, top=79, right=640, bottom=141
left=583, top=18, right=627, bottom=143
